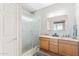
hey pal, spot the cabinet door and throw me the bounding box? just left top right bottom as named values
left=59, top=40, right=78, bottom=56
left=3, top=4, right=18, bottom=56
left=59, top=43, right=65, bottom=55
left=63, top=44, right=78, bottom=56
left=40, top=38, right=49, bottom=50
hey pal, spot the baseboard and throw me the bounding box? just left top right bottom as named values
left=22, top=46, right=39, bottom=56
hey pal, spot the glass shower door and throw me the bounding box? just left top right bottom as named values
left=21, top=16, right=33, bottom=54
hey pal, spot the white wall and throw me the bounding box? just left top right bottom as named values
left=35, top=3, right=76, bottom=37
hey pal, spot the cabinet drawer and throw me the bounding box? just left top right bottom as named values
left=50, top=39, right=58, bottom=43
left=50, top=39, right=58, bottom=45
left=40, top=37, right=49, bottom=50
left=50, top=41, right=58, bottom=45
left=49, top=45, right=58, bottom=53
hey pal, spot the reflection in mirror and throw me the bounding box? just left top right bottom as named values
left=53, top=20, right=65, bottom=31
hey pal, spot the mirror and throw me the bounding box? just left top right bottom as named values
left=53, top=20, right=65, bottom=31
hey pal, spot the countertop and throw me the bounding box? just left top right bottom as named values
left=40, top=35, right=79, bottom=42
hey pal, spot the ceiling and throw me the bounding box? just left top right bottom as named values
left=22, top=3, right=55, bottom=13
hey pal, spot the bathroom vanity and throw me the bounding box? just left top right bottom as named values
left=39, top=35, right=79, bottom=56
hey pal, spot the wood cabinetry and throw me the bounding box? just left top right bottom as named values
left=49, top=39, right=58, bottom=54
left=40, top=37, right=49, bottom=50
left=40, top=36, right=79, bottom=56
left=59, top=40, right=79, bottom=56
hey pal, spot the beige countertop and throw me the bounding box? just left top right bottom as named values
left=40, top=35, right=79, bottom=42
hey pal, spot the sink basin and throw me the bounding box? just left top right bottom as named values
left=52, top=35, right=59, bottom=37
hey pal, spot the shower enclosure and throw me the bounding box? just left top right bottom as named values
left=21, top=10, right=40, bottom=55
